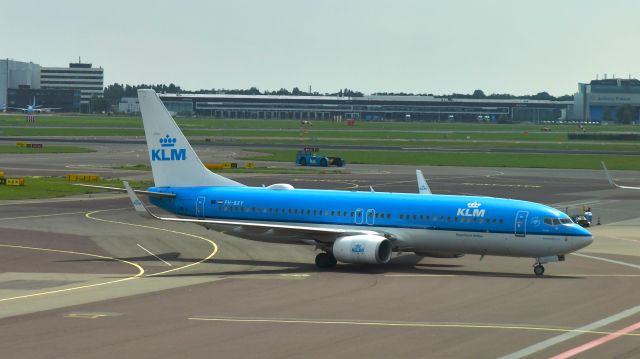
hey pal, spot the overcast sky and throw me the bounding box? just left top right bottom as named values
left=2, top=0, right=638, bottom=96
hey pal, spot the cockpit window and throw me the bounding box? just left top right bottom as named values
left=544, top=217, right=573, bottom=226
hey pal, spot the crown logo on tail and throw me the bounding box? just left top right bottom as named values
left=160, top=134, right=177, bottom=147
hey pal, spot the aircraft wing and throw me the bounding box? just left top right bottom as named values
left=602, top=162, right=640, bottom=189
left=73, top=183, right=176, bottom=198
left=416, top=169, right=432, bottom=194
left=123, top=182, right=379, bottom=242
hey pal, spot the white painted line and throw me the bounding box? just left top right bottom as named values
left=136, top=243, right=172, bottom=267
left=499, top=252, right=640, bottom=359
left=497, top=304, right=640, bottom=359
left=573, top=253, right=640, bottom=270
left=550, top=320, right=640, bottom=359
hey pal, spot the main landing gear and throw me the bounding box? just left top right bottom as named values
left=533, top=264, right=545, bottom=276
left=315, top=252, right=337, bottom=269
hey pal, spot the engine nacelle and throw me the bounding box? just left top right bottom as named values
left=415, top=251, right=465, bottom=258
left=333, top=235, right=392, bottom=264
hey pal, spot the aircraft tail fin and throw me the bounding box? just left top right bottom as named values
left=137, top=89, right=245, bottom=188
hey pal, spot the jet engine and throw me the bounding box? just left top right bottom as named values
left=333, top=235, right=392, bottom=264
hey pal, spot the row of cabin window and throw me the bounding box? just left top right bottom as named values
left=218, top=206, right=389, bottom=218
left=215, top=205, right=504, bottom=224
left=399, top=214, right=504, bottom=224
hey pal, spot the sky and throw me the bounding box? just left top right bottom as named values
left=2, top=0, right=639, bottom=96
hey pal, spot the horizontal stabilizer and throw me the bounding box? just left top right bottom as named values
left=73, top=183, right=176, bottom=198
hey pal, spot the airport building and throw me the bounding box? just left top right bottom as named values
left=0, top=59, right=41, bottom=107
left=1, top=58, right=101, bottom=112
left=571, top=78, right=640, bottom=122
left=40, top=61, right=104, bottom=108
left=157, top=93, right=571, bottom=123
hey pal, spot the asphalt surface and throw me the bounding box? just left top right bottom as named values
left=1, top=146, right=640, bottom=358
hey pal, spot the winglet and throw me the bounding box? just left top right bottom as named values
left=416, top=169, right=432, bottom=194
left=601, top=161, right=617, bottom=188
left=124, top=181, right=154, bottom=218
left=602, top=162, right=640, bottom=189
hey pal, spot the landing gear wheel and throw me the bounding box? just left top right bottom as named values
left=320, top=158, right=328, bottom=167
left=315, top=252, right=337, bottom=269
left=299, top=157, right=307, bottom=166
left=534, top=264, right=545, bottom=276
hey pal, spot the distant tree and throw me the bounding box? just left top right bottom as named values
left=529, top=91, right=554, bottom=101
left=89, top=95, right=110, bottom=113
left=615, top=104, right=637, bottom=124
left=556, top=94, right=574, bottom=101
left=472, top=89, right=486, bottom=98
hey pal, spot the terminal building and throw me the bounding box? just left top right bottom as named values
left=157, top=93, right=571, bottom=123
left=40, top=61, right=104, bottom=108
left=0, top=59, right=41, bottom=107
left=1, top=58, right=102, bottom=112
left=571, top=78, right=640, bottom=122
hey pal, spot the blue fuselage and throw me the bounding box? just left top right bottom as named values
left=149, top=186, right=592, bottom=240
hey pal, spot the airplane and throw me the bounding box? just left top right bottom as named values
left=7, top=97, right=59, bottom=114
left=602, top=162, right=640, bottom=189
left=81, top=89, right=593, bottom=276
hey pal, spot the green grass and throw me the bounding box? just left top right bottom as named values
left=0, top=177, right=152, bottom=200
left=194, top=137, right=640, bottom=152
left=0, top=145, right=94, bottom=154
left=243, top=149, right=640, bottom=170
left=1, top=114, right=639, bottom=133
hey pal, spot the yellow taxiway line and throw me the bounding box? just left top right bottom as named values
left=188, top=316, right=640, bottom=337
left=0, top=244, right=144, bottom=302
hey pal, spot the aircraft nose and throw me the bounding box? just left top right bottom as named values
left=572, top=226, right=593, bottom=250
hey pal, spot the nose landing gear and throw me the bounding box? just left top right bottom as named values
left=532, top=255, right=565, bottom=276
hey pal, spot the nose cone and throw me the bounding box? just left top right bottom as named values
left=571, top=225, right=593, bottom=251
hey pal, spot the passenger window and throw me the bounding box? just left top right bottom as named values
left=433, top=216, right=438, bottom=222
left=466, top=218, right=471, bottom=223
left=386, top=213, right=391, bottom=219
left=447, top=216, right=451, bottom=222
left=426, top=215, right=430, bottom=221
left=499, top=219, right=504, bottom=224
left=331, top=211, right=335, bottom=216
left=400, top=214, right=404, bottom=219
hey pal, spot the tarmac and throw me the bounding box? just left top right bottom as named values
left=0, top=142, right=639, bottom=358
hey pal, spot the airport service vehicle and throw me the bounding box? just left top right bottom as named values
left=296, top=148, right=345, bottom=167
left=573, top=215, right=590, bottom=228
left=83, top=89, right=593, bottom=276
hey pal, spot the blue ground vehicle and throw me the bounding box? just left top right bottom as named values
left=296, top=147, right=345, bottom=167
